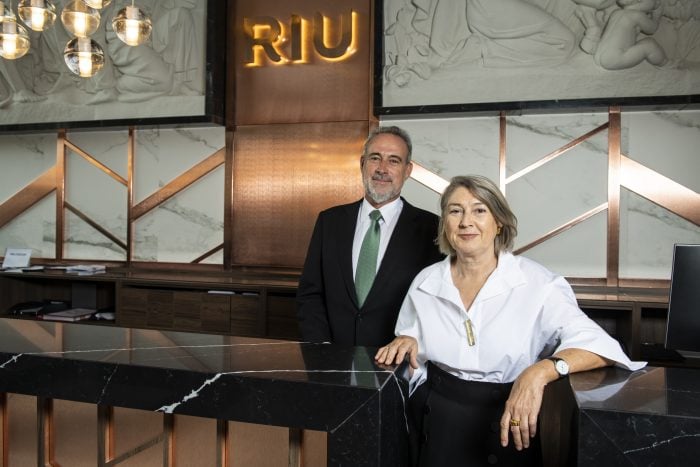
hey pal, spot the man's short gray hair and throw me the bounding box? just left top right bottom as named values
left=362, top=126, right=413, bottom=163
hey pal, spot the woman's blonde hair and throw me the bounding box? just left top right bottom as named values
left=437, top=175, right=518, bottom=256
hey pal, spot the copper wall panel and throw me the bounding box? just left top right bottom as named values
left=233, top=0, right=371, bottom=125
left=620, top=155, right=700, bottom=226
left=607, top=108, right=622, bottom=286
left=0, top=167, right=56, bottom=229
left=232, top=121, right=367, bottom=267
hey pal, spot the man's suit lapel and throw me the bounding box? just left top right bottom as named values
left=366, top=200, right=416, bottom=304
left=338, top=201, right=362, bottom=308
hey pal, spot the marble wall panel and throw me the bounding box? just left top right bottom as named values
left=131, top=126, right=226, bottom=263
left=64, top=130, right=129, bottom=260
left=133, top=168, right=225, bottom=263
left=0, top=132, right=58, bottom=258
left=380, top=109, right=699, bottom=280
left=620, top=111, right=700, bottom=279
left=134, top=127, right=226, bottom=203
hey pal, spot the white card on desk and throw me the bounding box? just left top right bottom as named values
left=2, top=248, right=32, bottom=269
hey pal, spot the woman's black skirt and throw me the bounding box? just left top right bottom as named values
left=408, top=361, right=542, bottom=466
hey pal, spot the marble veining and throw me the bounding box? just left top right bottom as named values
left=0, top=318, right=409, bottom=466
left=561, top=366, right=700, bottom=465
left=622, top=433, right=700, bottom=455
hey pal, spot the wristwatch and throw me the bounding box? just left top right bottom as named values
left=548, top=357, right=570, bottom=377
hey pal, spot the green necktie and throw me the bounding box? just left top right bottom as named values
left=356, top=209, right=382, bottom=307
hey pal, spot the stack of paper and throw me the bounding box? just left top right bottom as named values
left=39, top=308, right=96, bottom=322
left=65, top=265, right=106, bottom=275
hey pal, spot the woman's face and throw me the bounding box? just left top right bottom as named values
left=444, top=187, right=500, bottom=259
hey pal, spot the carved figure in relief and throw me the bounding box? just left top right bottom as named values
left=0, top=60, right=47, bottom=108
left=105, top=0, right=202, bottom=102
left=571, top=0, right=618, bottom=53
left=384, top=0, right=576, bottom=86
left=657, top=0, right=700, bottom=66
left=594, top=0, right=668, bottom=69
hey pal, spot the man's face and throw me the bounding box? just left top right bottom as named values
left=360, top=133, right=413, bottom=208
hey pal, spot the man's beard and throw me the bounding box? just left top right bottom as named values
left=364, top=176, right=399, bottom=205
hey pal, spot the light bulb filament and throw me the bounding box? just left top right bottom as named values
left=31, top=8, right=45, bottom=30
left=125, top=18, right=138, bottom=44
left=74, top=13, right=86, bottom=36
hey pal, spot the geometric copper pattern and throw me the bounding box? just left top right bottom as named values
left=406, top=107, right=700, bottom=286
left=0, top=129, right=226, bottom=265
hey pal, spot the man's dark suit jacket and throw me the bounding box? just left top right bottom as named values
left=297, top=198, right=443, bottom=347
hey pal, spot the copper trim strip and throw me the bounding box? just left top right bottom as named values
left=289, top=427, right=302, bottom=467
left=65, top=201, right=128, bottom=251
left=216, top=420, right=229, bottom=467
left=56, top=130, right=67, bottom=261
left=64, top=139, right=128, bottom=186
left=514, top=203, right=608, bottom=255
left=37, top=397, right=58, bottom=467
left=191, top=244, right=224, bottom=264
left=499, top=112, right=506, bottom=193
left=607, top=107, right=622, bottom=287
left=0, top=166, right=56, bottom=229
left=127, top=128, right=135, bottom=264
left=224, top=130, right=234, bottom=269
left=132, top=148, right=226, bottom=220
left=97, top=405, right=114, bottom=466
left=620, top=155, right=700, bottom=226
left=164, top=414, right=174, bottom=467
left=410, top=162, right=449, bottom=194
left=505, top=123, right=609, bottom=184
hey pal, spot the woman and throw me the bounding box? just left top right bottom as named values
left=375, top=175, right=644, bottom=466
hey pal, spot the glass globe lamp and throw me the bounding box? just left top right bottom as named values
left=60, top=0, right=99, bottom=37
left=64, top=36, right=104, bottom=77
left=83, top=0, right=111, bottom=8
left=18, top=0, right=56, bottom=31
left=112, top=4, right=151, bottom=46
left=0, top=12, right=30, bottom=59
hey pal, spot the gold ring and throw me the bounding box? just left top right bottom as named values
left=510, top=419, right=520, bottom=427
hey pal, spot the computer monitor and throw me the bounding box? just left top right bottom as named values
left=664, top=244, right=700, bottom=358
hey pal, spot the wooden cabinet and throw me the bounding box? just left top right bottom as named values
left=0, top=269, right=301, bottom=340
left=575, top=286, right=669, bottom=361
left=0, top=271, right=671, bottom=358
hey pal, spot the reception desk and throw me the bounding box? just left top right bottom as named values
left=542, top=365, right=700, bottom=466
left=0, top=318, right=408, bottom=466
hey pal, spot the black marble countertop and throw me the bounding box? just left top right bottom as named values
left=0, top=317, right=406, bottom=433
left=565, top=366, right=700, bottom=465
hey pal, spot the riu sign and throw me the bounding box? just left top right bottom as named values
left=243, top=11, right=358, bottom=66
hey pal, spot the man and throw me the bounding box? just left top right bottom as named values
left=297, top=126, right=443, bottom=346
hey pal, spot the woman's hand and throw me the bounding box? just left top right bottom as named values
left=499, top=361, right=551, bottom=450
left=500, top=349, right=611, bottom=450
left=374, top=335, right=419, bottom=369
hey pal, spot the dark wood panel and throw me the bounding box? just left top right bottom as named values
left=201, top=294, right=232, bottom=333
left=230, top=294, right=261, bottom=337
left=267, top=293, right=300, bottom=340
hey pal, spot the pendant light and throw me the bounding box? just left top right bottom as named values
left=112, top=1, right=151, bottom=46
left=0, top=2, right=30, bottom=60
left=63, top=36, right=104, bottom=77
left=83, top=0, right=111, bottom=8
left=60, top=0, right=99, bottom=37
left=17, top=0, right=56, bottom=32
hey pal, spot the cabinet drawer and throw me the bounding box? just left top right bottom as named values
left=230, top=294, right=261, bottom=336
left=267, top=293, right=300, bottom=340
left=201, top=294, right=231, bottom=333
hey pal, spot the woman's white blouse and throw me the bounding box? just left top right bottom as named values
left=395, top=253, right=646, bottom=392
